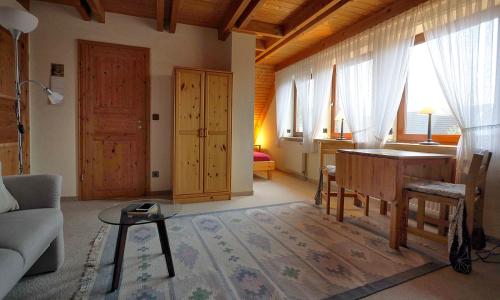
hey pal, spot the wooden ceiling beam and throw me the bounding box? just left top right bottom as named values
left=275, top=0, right=429, bottom=70
left=219, top=0, right=252, bottom=41
left=169, top=0, right=181, bottom=33
left=256, top=0, right=352, bottom=63
left=156, top=0, right=165, bottom=31
left=236, top=0, right=266, bottom=29
left=76, top=1, right=92, bottom=21
left=236, top=20, right=283, bottom=39
left=88, top=0, right=105, bottom=23
left=39, top=0, right=91, bottom=21
left=256, top=39, right=266, bottom=51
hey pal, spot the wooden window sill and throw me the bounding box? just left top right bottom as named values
left=314, top=139, right=456, bottom=153
left=385, top=141, right=457, bottom=155
left=314, top=138, right=354, bottom=144
left=282, top=136, right=303, bottom=142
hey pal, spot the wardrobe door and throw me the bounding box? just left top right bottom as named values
left=204, top=72, right=232, bottom=193
left=173, top=69, right=205, bottom=195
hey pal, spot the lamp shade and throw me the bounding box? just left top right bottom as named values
left=47, top=90, right=63, bottom=105
left=418, top=105, right=436, bottom=115
left=0, top=6, right=38, bottom=33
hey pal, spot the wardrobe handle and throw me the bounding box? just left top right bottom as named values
left=204, top=128, right=208, bottom=137
left=198, top=128, right=204, bottom=137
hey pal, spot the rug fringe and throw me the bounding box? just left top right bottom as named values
left=72, top=224, right=110, bottom=300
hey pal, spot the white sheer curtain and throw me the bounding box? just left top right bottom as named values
left=284, top=51, right=335, bottom=153
left=336, top=10, right=417, bottom=148
left=294, top=59, right=312, bottom=146
left=336, top=33, right=373, bottom=147
left=306, top=51, right=335, bottom=152
left=421, top=0, right=500, bottom=178
left=370, top=10, right=417, bottom=148
left=420, top=0, right=500, bottom=238
left=275, top=67, right=294, bottom=141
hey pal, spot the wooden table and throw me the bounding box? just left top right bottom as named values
left=335, top=149, right=454, bottom=249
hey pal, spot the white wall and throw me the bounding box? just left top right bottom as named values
left=1, top=0, right=24, bottom=9
left=230, top=32, right=255, bottom=194
left=29, top=1, right=239, bottom=196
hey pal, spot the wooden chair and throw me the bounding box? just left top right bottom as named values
left=319, top=141, right=369, bottom=215
left=404, top=151, right=492, bottom=244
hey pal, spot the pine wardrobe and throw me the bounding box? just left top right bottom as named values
left=172, top=67, right=232, bottom=203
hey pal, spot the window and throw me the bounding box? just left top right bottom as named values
left=292, top=77, right=315, bottom=138
left=330, top=65, right=352, bottom=139
left=397, top=34, right=461, bottom=144
left=292, top=83, right=303, bottom=137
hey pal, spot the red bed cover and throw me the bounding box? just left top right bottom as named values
left=254, top=151, right=271, bottom=161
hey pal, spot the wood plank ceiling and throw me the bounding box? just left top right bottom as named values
left=35, top=0, right=428, bottom=138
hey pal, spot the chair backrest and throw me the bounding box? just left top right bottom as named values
left=465, top=150, right=492, bottom=197
left=319, top=141, right=355, bottom=168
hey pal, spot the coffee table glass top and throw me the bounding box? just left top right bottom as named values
left=98, top=200, right=180, bottom=226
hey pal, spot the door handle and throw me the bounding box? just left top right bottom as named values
left=137, top=120, right=143, bottom=129
left=198, top=128, right=208, bottom=137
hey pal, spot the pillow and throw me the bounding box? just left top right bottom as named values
left=0, top=163, right=19, bottom=213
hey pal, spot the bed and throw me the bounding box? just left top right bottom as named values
left=253, top=145, right=275, bottom=179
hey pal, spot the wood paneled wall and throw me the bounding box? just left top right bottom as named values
left=0, top=0, right=30, bottom=175
left=254, top=64, right=274, bottom=140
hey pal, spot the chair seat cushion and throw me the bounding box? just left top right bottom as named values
left=325, top=165, right=336, bottom=176
left=405, top=180, right=468, bottom=199
left=0, top=208, right=62, bottom=269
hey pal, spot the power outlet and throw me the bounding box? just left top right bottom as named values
left=152, top=171, right=160, bottom=178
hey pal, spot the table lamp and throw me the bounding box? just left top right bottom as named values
left=335, top=111, right=347, bottom=140
left=418, top=105, right=439, bottom=145
left=0, top=6, right=64, bottom=174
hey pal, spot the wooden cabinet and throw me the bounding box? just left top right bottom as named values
left=173, top=67, right=232, bottom=202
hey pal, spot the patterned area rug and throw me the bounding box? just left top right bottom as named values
left=75, top=202, right=445, bottom=299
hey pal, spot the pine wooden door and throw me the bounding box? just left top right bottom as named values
left=79, top=41, right=149, bottom=200
left=204, top=72, right=232, bottom=193
left=173, top=69, right=205, bottom=195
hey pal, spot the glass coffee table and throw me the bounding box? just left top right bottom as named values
left=98, top=200, right=180, bottom=291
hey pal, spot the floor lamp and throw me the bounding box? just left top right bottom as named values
left=0, top=7, right=63, bottom=175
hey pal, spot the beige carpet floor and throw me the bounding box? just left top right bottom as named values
left=6, top=171, right=500, bottom=299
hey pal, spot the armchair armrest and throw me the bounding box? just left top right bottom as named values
left=3, top=174, right=62, bottom=210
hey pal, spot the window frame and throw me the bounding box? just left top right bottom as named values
left=396, top=33, right=460, bottom=145
left=330, top=65, right=352, bottom=140
left=292, top=82, right=303, bottom=137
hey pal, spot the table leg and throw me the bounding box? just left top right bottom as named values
left=389, top=164, right=407, bottom=249
left=389, top=201, right=400, bottom=249
left=400, top=191, right=408, bottom=247
left=337, top=187, right=345, bottom=222
left=364, top=195, right=370, bottom=216
left=112, top=224, right=129, bottom=291
left=380, top=200, right=387, bottom=215
left=113, top=225, right=123, bottom=264
left=326, top=178, right=331, bottom=215
left=156, top=220, right=175, bottom=277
